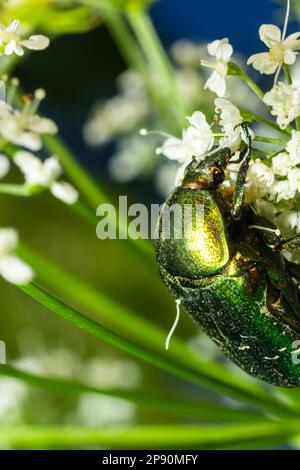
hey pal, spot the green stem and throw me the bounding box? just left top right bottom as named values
left=104, top=9, right=145, bottom=72
left=0, top=423, right=297, bottom=449
left=242, top=110, right=291, bottom=137
left=283, top=63, right=300, bottom=131
left=16, top=242, right=277, bottom=404
left=0, top=183, right=30, bottom=196
left=252, top=146, right=273, bottom=157
left=105, top=10, right=176, bottom=132
left=126, top=7, right=186, bottom=131
left=0, top=365, right=266, bottom=423
left=254, top=136, right=288, bottom=146
left=283, top=63, right=292, bottom=85
left=228, top=62, right=265, bottom=103
left=18, top=282, right=300, bottom=418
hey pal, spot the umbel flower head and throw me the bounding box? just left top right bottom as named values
left=0, top=19, right=49, bottom=56
left=0, top=79, right=57, bottom=151
left=14, top=151, right=79, bottom=205
left=247, top=0, right=300, bottom=82
left=201, top=38, right=233, bottom=97
left=0, top=228, right=34, bottom=285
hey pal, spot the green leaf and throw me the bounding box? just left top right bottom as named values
left=0, top=365, right=267, bottom=423
left=18, top=282, right=300, bottom=419
left=0, top=422, right=297, bottom=449
left=0, top=1, right=102, bottom=35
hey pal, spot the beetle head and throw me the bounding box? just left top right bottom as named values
left=182, top=147, right=231, bottom=190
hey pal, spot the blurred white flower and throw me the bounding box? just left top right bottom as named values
left=286, top=130, right=300, bottom=164
left=14, top=151, right=78, bottom=204
left=108, top=136, right=156, bottom=183
left=155, top=163, right=180, bottom=196
left=201, top=38, right=233, bottom=97
left=287, top=167, right=300, bottom=191
left=263, top=82, right=300, bottom=129
left=84, top=92, right=149, bottom=147
left=84, top=357, right=142, bottom=390
left=171, top=39, right=205, bottom=67
left=0, top=154, right=10, bottom=178
left=277, top=210, right=300, bottom=234
left=0, top=378, right=28, bottom=424
left=0, top=19, right=49, bottom=57
left=215, top=98, right=246, bottom=152
left=77, top=395, right=136, bottom=427
left=0, top=227, right=34, bottom=285
left=0, top=82, right=57, bottom=150
left=50, top=182, right=79, bottom=205
left=174, top=69, right=203, bottom=106
left=269, top=179, right=295, bottom=202
left=271, top=152, right=293, bottom=176
left=247, top=25, right=300, bottom=77
left=248, top=159, right=275, bottom=188
left=160, top=111, right=214, bottom=164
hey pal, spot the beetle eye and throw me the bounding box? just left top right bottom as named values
left=211, top=166, right=225, bottom=184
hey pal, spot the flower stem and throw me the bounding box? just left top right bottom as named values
left=16, top=242, right=276, bottom=403
left=18, top=282, right=300, bottom=418
left=283, top=63, right=300, bottom=131
left=283, top=63, right=292, bottom=85
left=241, top=110, right=291, bottom=137
left=0, top=365, right=265, bottom=423
left=0, top=183, right=30, bottom=196
left=126, top=7, right=187, bottom=131
left=254, top=136, right=288, bottom=146
left=228, top=62, right=265, bottom=103
left=0, top=422, right=297, bottom=449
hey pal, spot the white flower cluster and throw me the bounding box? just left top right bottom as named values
left=0, top=80, right=78, bottom=205
left=150, top=0, right=300, bottom=267
left=0, top=228, right=33, bottom=285
left=0, top=19, right=49, bottom=56
left=247, top=130, right=300, bottom=235
left=0, top=20, right=79, bottom=286
left=159, top=98, right=251, bottom=186
left=83, top=71, right=150, bottom=147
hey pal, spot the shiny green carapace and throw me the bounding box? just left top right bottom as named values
left=155, top=124, right=300, bottom=387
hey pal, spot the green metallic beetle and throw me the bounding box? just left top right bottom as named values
left=155, top=123, right=300, bottom=387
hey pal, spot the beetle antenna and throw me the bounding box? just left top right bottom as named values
left=165, top=299, right=181, bottom=350
left=249, top=225, right=281, bottom=236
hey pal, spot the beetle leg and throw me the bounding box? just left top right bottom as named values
left=231, top=123, right=252, bottom=221
left=277, top=236, right=300, bottom=251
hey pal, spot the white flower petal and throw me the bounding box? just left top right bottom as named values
left=50, top=182, right=79, bottom=205
left=0, top=228, right=18, bottom=258
left=0, top=255, right=34, bottom=285
left=175, top=160, right=191, bottom=186
left=186, top=111, right=208, bottom=130
left=284, top=49, right=297, bottom=66
left=43, top=157, right=62, bottom=183
left=20, top=35, right=50, bottom=51
left=205, top=71, right=227, bottom=97
left=259, top=24, right=281, bottom=47
left=6, top=20, right=20, bottom=34
left=161, top=137, right=194, bottom=163
left=28, top=117, right=57, bottom=134
left=284, top=32, right=300, bottom=51
left=4, top=41, right=17, bottom=56
left=0, top=154, right=10, bottom=178
left=247, top=52, right=278, bottom=74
